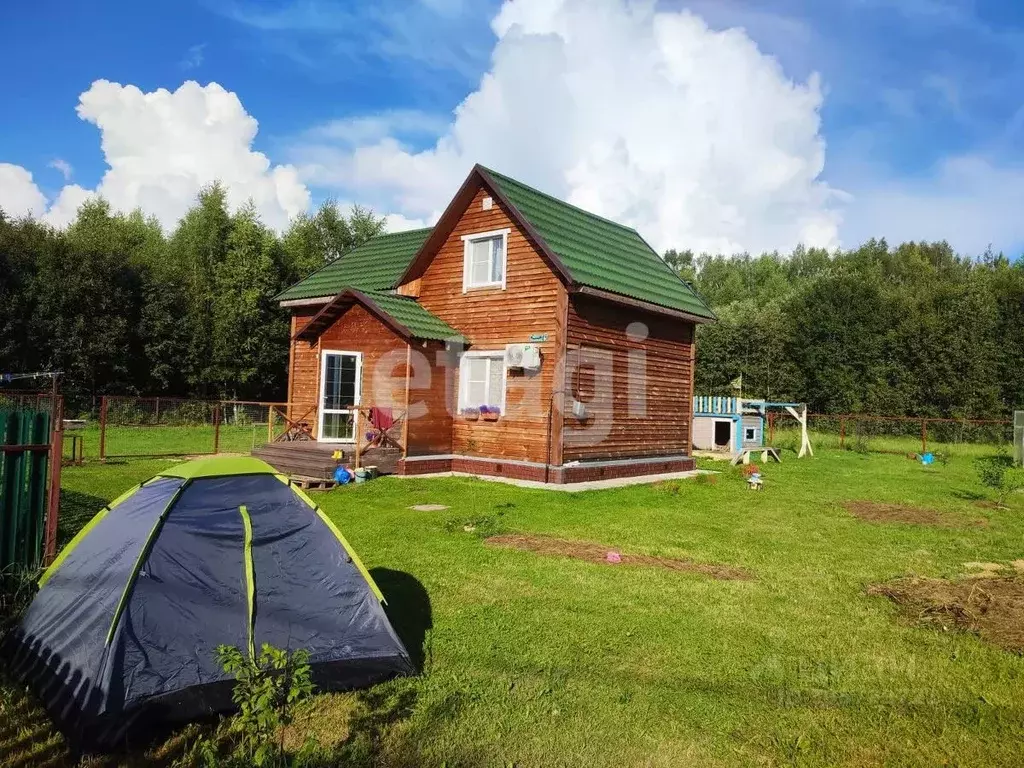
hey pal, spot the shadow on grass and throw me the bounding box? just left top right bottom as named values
left=290, top=569, right=448, bottom=767
left=302, top=683, right=489, bottom=768
left=951, top=488, right=987, bottom=502
left=371, top=568, right=432, bottom=673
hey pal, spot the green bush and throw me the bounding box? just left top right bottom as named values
left=973, top=454, right=1024, bottom=507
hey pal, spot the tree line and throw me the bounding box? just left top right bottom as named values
left=671, top=242, right=1024, bottom=418
left=3, top=186, right=1023, bottom=420
left=0, top=184, right=384, bottom=411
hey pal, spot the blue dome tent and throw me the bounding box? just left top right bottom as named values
left=5, top=457, right=412, bottom=749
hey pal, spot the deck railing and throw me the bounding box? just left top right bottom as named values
left=353, top=406, right=407, bottom=468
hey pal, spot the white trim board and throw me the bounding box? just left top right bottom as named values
left=461, top=228, right=510, bottom=292
left=457, top=350, right=507, bottom=414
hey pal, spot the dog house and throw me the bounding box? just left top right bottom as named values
left=692, top=397, right=765, bottom=453
left=692, top=396, right=814, bottom=458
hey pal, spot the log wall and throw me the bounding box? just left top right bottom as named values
left=289, top=306, right=453, bottom=450
left=401, top=185, right=568, bottom=464
left=562, top=295, right=696, bottom=461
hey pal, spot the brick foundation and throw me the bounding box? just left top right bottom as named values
left=397, top=454, right=695, bottom=484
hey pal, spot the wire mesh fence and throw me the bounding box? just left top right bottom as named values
left=61, top=395, right=1024, bottom=461
left=98, top=397, right=289, bottom=459
left=0, top=390, right=57, bottom=413
left=768, top=413, right=1013, bottom=457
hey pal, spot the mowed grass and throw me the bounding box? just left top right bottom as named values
left=66, top=424, right=275, bottom=460
left=4, top=449, right=1024, bottom=766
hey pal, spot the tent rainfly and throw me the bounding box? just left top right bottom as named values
left=4, top=457, right=413, bottom=749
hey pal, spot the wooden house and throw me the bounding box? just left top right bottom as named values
left=260, top=165, right=715, bottom=484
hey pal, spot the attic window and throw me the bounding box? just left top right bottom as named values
left=482, top=196, right=493, bottom=210
left=461, top=228, right=509, bottom=291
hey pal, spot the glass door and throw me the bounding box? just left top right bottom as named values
left=318, top=350, right=361, bottom=442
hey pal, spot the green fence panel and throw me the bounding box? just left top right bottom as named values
left=0, top=406, right=50, bottom=571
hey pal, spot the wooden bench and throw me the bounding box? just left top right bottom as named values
left=731, top=446, right=782, bottom=466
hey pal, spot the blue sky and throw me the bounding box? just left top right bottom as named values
left=2, top=0, right=1024, bottom=256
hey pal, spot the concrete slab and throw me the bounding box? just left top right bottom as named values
left=393, top=469, right=714, bottom=493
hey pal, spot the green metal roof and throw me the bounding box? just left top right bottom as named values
left=360, top=290, right=465, bottom=342
left=483, top=167, right=715, bottom=319
left=276, top=167, right=713, bottom=320
left=277, top=227, right=432, bottom=302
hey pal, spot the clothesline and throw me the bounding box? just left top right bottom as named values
left=0, top=371, right=62, bottom=383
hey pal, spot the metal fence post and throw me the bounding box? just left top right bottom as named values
left=45, top=396, right=63, bottom=564
left=839, top=416, right=846, bottom=449
left=99, top=396, right=108, bottom=461
left=921, top=419, right=928, bottom=454
left=213, top=404, right=221, bottom=455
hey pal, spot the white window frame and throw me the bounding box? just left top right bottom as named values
left=317, top=349, right=362, bottom=443
left=461, top=228, right=510, bottom=292
left=744, top=426, right=757, bottom=442
left=458, top=351, right=507, bottom=414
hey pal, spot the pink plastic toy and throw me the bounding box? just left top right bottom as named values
left=606, top=551, right=622, bottom=563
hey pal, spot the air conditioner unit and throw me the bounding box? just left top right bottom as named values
left=521, top=344, right=541, bottom=371
left=505, top=343, right=542, bottom=371
left=505, top=344, right=526, bottom=368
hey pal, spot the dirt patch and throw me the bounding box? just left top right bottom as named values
left=868, top=576, right=1024, bottom=654
left=842, top=501, right=985, bottom=527
left=485, top=533, right=753, bottom=581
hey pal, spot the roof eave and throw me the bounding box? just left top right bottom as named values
left=292, top=289, right=467, bottom=343
left=573, top=286, right=717, bottom=324
left=293, top=289, right=415, bottom=342
left=279, top=296, right=333, bottom=309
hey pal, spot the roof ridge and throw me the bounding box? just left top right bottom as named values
left=372, top=226, right=434, bottom=239
left=480, top=165, right=641, bottom=236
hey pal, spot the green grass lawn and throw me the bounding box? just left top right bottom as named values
left=66, top=424, right=276, bottom=460
left=65, top=421, right=1009, bottom=463
left=4, top=449, right=1024, bottom=766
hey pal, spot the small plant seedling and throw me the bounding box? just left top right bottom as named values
left=185, top=644, right=315, bottom=767
left=973, top=455, right=1024, bottom=509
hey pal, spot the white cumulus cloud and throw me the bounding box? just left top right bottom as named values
left=289, top=0, right=841, bottom=254
left=0, top=164, right=48, bottom=218
left=2, top=80, right=311, bottom=231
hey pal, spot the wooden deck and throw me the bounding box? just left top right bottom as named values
left=252, top=441, right=401, bottom=480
